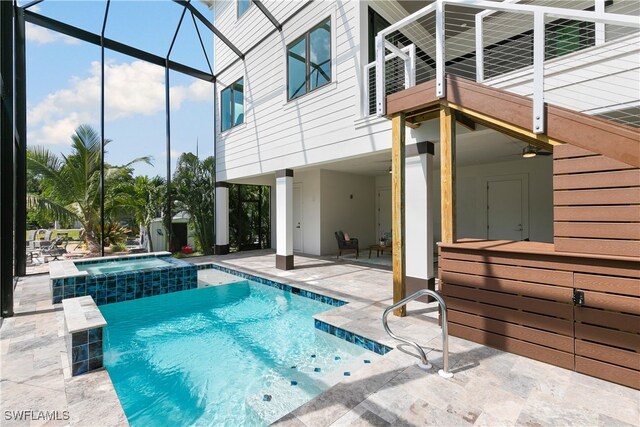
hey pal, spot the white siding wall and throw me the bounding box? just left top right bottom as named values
left=320, top=170, right=376, bottom=255
left=213, top=0, right=427, bottom=182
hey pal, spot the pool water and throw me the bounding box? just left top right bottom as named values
left=100, top=281, right=376, bottom=426
left=76, top=257, right=172, bottom=275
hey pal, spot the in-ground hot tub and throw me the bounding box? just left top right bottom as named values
left=49, top=252, right=197, bottom=305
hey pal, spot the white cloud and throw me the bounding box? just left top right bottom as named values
left=26, top=23, right=80, bottom=45
left=28, top=60, right=213, bottom=146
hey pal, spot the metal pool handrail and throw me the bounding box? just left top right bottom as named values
left=382, top=288, right=453, bottom=378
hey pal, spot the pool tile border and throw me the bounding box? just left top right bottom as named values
left=196, top=262, right=393, bottom=356
left=314, top=319, right=393, bottom=355
left=198, top=263, right=348, bottom=307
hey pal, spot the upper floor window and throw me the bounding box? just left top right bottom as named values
left=221, top=78, right=244, bottom=132
left=237, top=0, right=252, bottom=18
left=287, top=18, right=331, bottom=100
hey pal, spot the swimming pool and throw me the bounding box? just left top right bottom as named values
left=100, top=280, right=378, bottom=426
left=76, top=257, right=172, bottom=275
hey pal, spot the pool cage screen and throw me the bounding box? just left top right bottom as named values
left=0, top=0, right=300, bottom=318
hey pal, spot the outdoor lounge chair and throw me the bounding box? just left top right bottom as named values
left=335, top=231, right=358, bottom=259
left=41, top=238, right=68, bottom=261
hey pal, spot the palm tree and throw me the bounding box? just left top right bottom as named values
left=172, top=153, right=215, bottom=255
left=27, top=124, right=151, bottom=253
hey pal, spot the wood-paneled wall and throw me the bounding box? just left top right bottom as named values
left=554, top=144, right=640, bottom=258
left=439, top=242, right=640, bottom=390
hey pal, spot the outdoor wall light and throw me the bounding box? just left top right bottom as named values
left=522, top=145, right=537, bottom=158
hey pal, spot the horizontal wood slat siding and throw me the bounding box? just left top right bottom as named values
left=440, top=246, right=640, bottom=390
left=575, top=357, right=640, bottom=390
left=574, top=274, right=640, bottom=296
left=553, top=144, right=640, bottom=258
left=449, top=323, right=575, bottom=370
left=554, top=206, right=640, bottom=223
left=555, top=238, right=640, bottom=258
left=554, top=222, right=640, bottom=240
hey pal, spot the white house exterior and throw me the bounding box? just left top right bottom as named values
left=211, top=0, right=639, bottom=293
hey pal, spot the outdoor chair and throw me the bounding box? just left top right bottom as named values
left=335, top=231, right=359, bottom=259
left=41, top=238, right=68, bottom=262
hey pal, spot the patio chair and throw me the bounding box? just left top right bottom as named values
left=41, top=238, right=68, bottom=262
left=335, top=231, right=359, bottom=259
left=26, top=230, right=37, bottom=250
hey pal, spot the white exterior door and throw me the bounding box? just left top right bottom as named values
left=293, top=185, right=303, bottom=252
left=487, top=179, right=524, bottom=241
left=377, top=188, right=392, bottom=241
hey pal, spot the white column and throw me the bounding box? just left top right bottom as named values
left=405, top=142, right=435, bottom=299
left=276, top=169, right=294, bottom=270
left=215, top=182, right=229, bottom=254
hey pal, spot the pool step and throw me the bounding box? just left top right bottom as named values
left=245, top=355, right=378, bottom=425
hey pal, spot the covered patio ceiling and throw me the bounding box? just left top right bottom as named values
left=302, top=123, right=551, bottom=178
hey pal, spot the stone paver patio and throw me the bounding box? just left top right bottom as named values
left=1, top=250, right=638, bottom=426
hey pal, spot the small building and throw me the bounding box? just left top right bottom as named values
left=147, top=212, right=195, bottom=253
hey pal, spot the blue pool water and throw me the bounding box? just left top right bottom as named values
left=76, top=257, right=172, bottom=275
left=100, top=281, right=376, bottom=426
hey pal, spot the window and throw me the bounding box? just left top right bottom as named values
left=287, top=18, right=331, bottom=100
left=237, top=0, right=251, bottom=18
left=221, top=78, right=244, bottom=132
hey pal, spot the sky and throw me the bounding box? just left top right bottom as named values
left=23, top=0, right=216, bottom=177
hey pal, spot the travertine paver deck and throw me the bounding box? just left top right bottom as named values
left=1, top=250, right=638, bottom=426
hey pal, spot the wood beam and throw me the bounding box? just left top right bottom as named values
left=407, top=110, right=440, bottom=125
left=444, top=101, right=557, bottom=152
left=440, top=106, right=457, bottom=245
left=454, top=111, right=476, bottom=131
left=392, top=113, right=406, bottom=317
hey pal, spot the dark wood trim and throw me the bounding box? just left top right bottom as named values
left=275, top=169, right=294, bottom=178
left=215, top=181, right=229, bottom=188
left=276, top=254, right=294, bottom=270
left=405, top=141, right=434, bottom=157
left=215, top=244, right=229, bottom=255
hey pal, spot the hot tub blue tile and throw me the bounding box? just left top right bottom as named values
left=88, top=328, right=102, bottom=343
left=88, top=356, right=103, bottom=371
left=72, top=344, right=87, bottom=363
left=72, top=361, right=88, bottom=376
left=72, top=331, right=88, bottom=347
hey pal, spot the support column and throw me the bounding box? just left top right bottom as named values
left=391, top=114, right=406, bottom=317
left=440, top=106, right=456, bottom=244
left=275, top=169, right=293, bottom=270
left=406, top=141, right=435, bottom=301
left=1, top=0, right=15, bottom=317
left=215, top=182, right=229, bottom=255
left=14, top=6, right=26, bottom=276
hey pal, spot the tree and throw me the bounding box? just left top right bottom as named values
left=131, top=175, right=166, bottom=252
left=172, top=153, right=215, bottom=255
left=27, top=124, right=151, bottom=253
